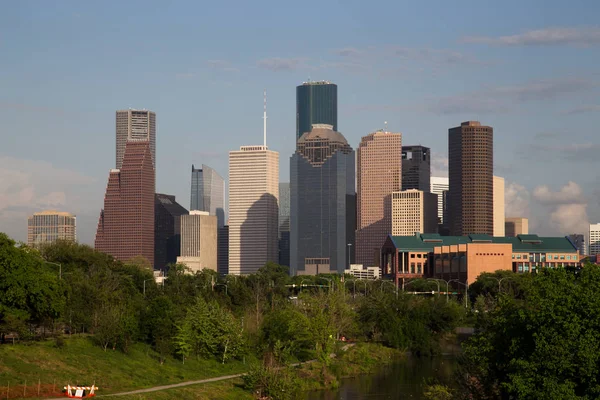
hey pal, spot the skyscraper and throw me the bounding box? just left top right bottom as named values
left=505, top=217, right=529, bottom=237
left=27, top=210, right=76, bottom=247
left=448, top=121, right=493, bottom=236
left=154, top=193, right=188, bottom=270
left=296, top=81, right=337, bottom=141
left=356, top=130, right=402, bottom=266
left=177, top=211, right=218, bottom=272
left=493, top=176, right=505, bottom=237
left=218, top=225, right=229, bottom=274
left=190, top=164, right=225, bottom=228
left=291, top=124, right=355, bottom=275
left=116, top=109, right=156, bottom=170
left=402, top=145, right=430, bottom=192
left=278, top=182, right=291, bottom=267
left=229, top=145, right=279, bottom=275
left=391, top=190, right=438, bottom=236
left=590, top=223, right=600, bottom=256
left=430, top=177, right=449, bottom=225
left=95, top=141, right=155, bottom=266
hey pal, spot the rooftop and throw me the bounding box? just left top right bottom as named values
left=388, top=233, right=578, bottom=253
left=32, top=210, right=75, bottom=217
left=300, top=80, right=334, bottom=86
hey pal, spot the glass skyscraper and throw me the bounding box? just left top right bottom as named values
left=278, top=183, right=290, bottom=267
left=296, top=81, right=337, bottom=141
left=290, top=124, right=355, bottom=275
left=190, top=164, right=225, bottom=228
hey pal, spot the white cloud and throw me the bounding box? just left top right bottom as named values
left=504, top=181, right=591, bottom=236
left=430, top=154, right=448, bottom=177
left=533, top=181, right=585, bottom=205
left=462, top=27, right=600, bottom=47
left=505, top=182, right=531, bottom=218
left=0, top=156, right=97, bottom=242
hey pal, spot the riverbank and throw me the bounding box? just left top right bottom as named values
left=0, top=335, right=252, bottom=399
left=0, top=336, right=403, bottom=399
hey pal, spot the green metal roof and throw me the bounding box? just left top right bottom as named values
left=387, top=233, right=577, bottom=253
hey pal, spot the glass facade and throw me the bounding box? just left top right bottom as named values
left=290, top=126, right=355, bottom=275
left=154, top=193, right=188, bottom=270
left=190, top=164, right=225, bottom=228
left=278, top=183, right=290, bottom=267
left=296, top=82, right=338, bottom=140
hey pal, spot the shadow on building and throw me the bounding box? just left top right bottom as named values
left=240, top=193, right=279, bottom=274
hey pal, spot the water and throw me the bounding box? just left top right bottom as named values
left=305, top=356, right=458, bottom=400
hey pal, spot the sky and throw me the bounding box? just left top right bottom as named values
left=1, top=0, right=599, bottom=245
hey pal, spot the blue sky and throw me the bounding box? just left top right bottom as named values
left=1, top=0, right=599, bottom=244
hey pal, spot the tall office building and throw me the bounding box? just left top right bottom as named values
left=448, top=121, right=493, bottom=236
left=590, top=223, right=600, bottom=256
left=95, top=141, right=155, bottom=266
left=505, top=217, right=529, bottom=237
left=154, top=194, right=188, bottom=270
left=493, top=176, right=505, bottom=237
left=391, top=190, right=438, bottom=236
left=177, top=211, right=218, bottom=272
left=296, top=81, right=337, bottom=141
left=430, top=177, right=449, bottom=224
left=116, top=109, right=156, bottom=170
left=291, top=124, right=355, bottom=275
left=229, top=146, right=279, bottom=275
left=27, top=211, right=76, bottom=247
left=356, top=130, right=402, bottom=266
left=402, top=145, right=430, bottom=192
left=278, top=183, right=291, bottom=267
left=190, top=164, right=225, bottom=228
left=567, top=234, right=586, bottom=256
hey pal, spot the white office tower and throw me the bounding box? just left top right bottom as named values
left=177, top=211, right=218, bottom=273
left=228, top=146, right=279, bottom=275
left=430, top=176, right=449, bottom=224
left=590, top=223, right=600, bottom=256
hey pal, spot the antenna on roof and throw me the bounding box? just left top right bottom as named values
left=384, top=121, right=388, bottom=131
left=263, top=89, right=267, bottom=147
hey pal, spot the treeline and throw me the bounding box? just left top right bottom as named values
left=0, top=232, right=466, bottom=366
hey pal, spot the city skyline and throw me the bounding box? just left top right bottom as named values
left=1, top=1, right=599, bottom=244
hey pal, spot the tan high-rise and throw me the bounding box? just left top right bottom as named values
left=116, top=109, right=156, bottom=170
left=505, top=217, right=529, bottom=237
left=448, top=121, right=493, bottom=236
left=493, top=176, right=505, bottom=236
left=392, top=190, right=438, bottom=236
left=229, top=146, right=279, bottom=275
left=356, top=130, right=402, bottom=266
left=27, top=210, right=76, bottom=247
left=177, top=211, right=218, bottom=273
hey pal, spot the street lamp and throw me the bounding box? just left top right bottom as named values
left=485, top=276, right=512, bottom=293
left=45, top=261, right=62, bottom=280
left=319, top=277, right=333, bottom=293
left=380, top=280, right=398, bottom=299
left=449, top=279, right=469, bottom=308
left=428, top=278, right=452, bottom=302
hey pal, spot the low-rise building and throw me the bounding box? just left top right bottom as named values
left=344, top=264, right=381, bottom=280
left=381, top=233, right=580, bottom=286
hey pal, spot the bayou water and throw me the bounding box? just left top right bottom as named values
left=305, top=356, right=458, bottom=399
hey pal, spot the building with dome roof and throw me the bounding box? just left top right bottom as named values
left=290, top=124, right=356, bottom=275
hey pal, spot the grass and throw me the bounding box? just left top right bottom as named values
left=0, top=335, right=253, bottom=398
left=119, top=378, right=253, bottom=400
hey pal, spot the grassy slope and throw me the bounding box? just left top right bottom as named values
left=0, top=336, right=252, bottom=397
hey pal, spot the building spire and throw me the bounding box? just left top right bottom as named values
left=263, top=89, right=267, bottom=147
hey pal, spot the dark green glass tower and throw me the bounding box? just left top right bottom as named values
left=296, top=81, right=337, bottom=141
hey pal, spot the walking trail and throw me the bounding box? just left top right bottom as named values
left=47, top=359, right=318, bottom=399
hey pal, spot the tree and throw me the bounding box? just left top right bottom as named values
left=461, top=266, right=600, bottom=399
left=0, top=233, right=64, bottom=338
